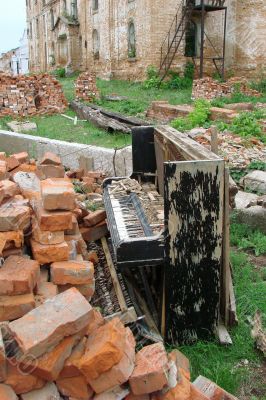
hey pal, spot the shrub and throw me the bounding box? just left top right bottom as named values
left=52, top=68, right=66, bottom=78
left=142, top=65, right=161, bottom=89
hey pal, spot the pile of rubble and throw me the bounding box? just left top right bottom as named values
left=192, top=77, right=261, bottom=100
left=0, top=150, right=239, bottom=399
left=75, top=72, right=99, bottom=102
left=191, top=128, right=266, bottom=168
left=0, top=73, right=67, bottom=117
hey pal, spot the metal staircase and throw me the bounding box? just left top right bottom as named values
left=159, top=0, right=195, bottom=82
left=159, top=0, right=227, bottom=82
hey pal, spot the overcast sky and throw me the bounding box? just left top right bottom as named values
left=0, top=1, right=26, bottom=54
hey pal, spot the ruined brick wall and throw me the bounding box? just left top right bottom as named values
left=26, top=0, right=266, bottom=80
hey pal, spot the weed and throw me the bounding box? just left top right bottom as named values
left=230, top=112, right=265, bottom=143
left=171, top=99, right=211, bottom=131
left=250, top=78, right=266, bottom=94
left=231, top=223, right=266, bottom=256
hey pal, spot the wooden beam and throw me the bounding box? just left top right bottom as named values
left=222, top=167, right=230, bottom=326
left=101, top=237, right=128, bottom=313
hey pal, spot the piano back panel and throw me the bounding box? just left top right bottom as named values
left=164, top=159, right=225, bottom=345
left=131, top=126, right=157, bottom=183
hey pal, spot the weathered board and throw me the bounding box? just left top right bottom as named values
left=164, top=159, right=224, bottom=345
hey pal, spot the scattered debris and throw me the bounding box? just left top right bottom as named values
left=251, top=310, right=266, bottom=357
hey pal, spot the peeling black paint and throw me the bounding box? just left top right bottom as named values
left=164, top=162, right=222, bottom=345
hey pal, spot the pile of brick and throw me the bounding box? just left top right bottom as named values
left=192, top=77, right=261, bottom=100
left=75, top=71, right=99, bottom=102
left=0, top=150, right=239, bottom=399
left=0, top=73, right=67, bottom=117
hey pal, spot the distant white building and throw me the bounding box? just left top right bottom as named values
left=0, top=29, right=29, bottom=75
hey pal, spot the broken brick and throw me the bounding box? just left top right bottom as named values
left=0, top=231, right=24, bottom=256
left=59, top=337, right=87, bottom=379
left=151, top=369, right=190, bottom=400
left=80, top=220, right=108, bottom=242
left=56, top=375, right=94, bottom=400
left=41, top=178, right=75, bottom=211
left=83, top=210, right=106, bottom=227
left=58, top=280, right=95, bottom=298
left=168, top=350, right=190, bottom=381
left=86, top=309, right=105, bottom=336
left=190, top=384, right=209, bottom=400
left=129, top=343, right=170, bottom=395
left=19, top=332, right=82, bottom=381
left=0, top=294, right=35, bottom=322
left=0, top=329, right=7, bottom=382
left=8, top=288, right=93, bottom=358
left=13, top=172, right=41, bottom=201
left=30, top=239, right=69, bottom=264
left=0, top=181, right=19, bottom=204
left=0, top=161, right=8, bottom=180
left=0, top=256, right=40, bottom=296
left=6, top=157, right=20, bottom=172
left=20, top=382, right=60, bottom=400
left=85, top=327, right=136, bottom=393
left=192, top=376, right=238, bottom=400
left=12, top=152, right=29, bottom=165
left=51, top=260, right=94, bottom=285
left=0, top=383, right=18, bottom=400
left=34, top=202, right=73, bottom=231
left=40, top=152, right=61, bottom=166
left=35, top=281, right=58, bottom=306
left=37, top=164, right=65, bottom=180
left=4, top=360, right=45, bottom=395
left=0, top=204, right=30, bottom=232
left=32, top=217, right=64, bottom=245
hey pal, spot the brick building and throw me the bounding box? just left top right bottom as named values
left=26, top=0, right=266, bottom=80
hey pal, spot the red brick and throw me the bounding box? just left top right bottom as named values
left=83, top=210, right=106, bottom=227
left=12, top=152, right=29, bottom=165
left=57, top=280, right=95, bottom=299
left=32, top=217, right=64, bottom=245
left=35, top=281, right=58, bottom=306
left=192, top=376, right=238, bottom=400
left=80, top=220, right=108, bottom=242
left=86, top=309, right=105, bottom=336
left=0, top=204, right=30, bottom=232
left=0, top=181, right=19, bottom=204
left=6, top=157, right=20, bottom=172
left=59, top=337, right=87, bottom=378
left=31, top=239, right=69, bottom=264
left=37, top=164, right=65, bottom=179
left=168, top=350, right=190, bottom=381
left=129, top=343, right=170, bottom=395
left=51, top=260, right=94, bottom=285
left=190, top=384, right=209, bottom=400
left=8, top=288, right=93, bottom=358
left=41, top=178, right=75, bottom=211
left=13, top=172, right=41, bottom=201
left=151, top=369, right=190, bottom=400
left=0, top=256, right=40, bottom=296
left=0, top=231, right=24, bottom=256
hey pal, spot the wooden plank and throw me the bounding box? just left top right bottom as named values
left=154, top=135, right=165, bottom=195
left=210, top=126, right=219, bottom=155
left=217, top=323, right=233, bottom=345
left=155, top=125, right=222, bottom=161
left=101, top=237, right=128, bottom=313
left=222, top=167, right=230, bottom=326
left=228, top=266, right=238, bottom=326
left=164, top=159, right=224, bottom=345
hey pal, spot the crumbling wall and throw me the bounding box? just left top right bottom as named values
left=75, top=71, right=99, bottom=101
left=0, top=73, right=67, bottom=117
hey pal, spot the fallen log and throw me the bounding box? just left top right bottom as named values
left=71, top=100, right=131, bottom=134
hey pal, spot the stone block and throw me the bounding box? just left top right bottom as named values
left=241, top=170, right=266, bottom=194
left=235, top=191, right=259, bottom=209
left=129, top=343, right=170, bottom=395
left=31, top=239, right=69, bottom=264
left=0, top=383, right=18, bottom=399
left=13, top=172, right=41, bottom=200
left=51, top=260, right=94, bottom=285
left=83, top=210, right=106, bottom=227
left=20, top=382, right=60, bottom=400
left=4, top=360, right=45, bottom=395
left=233, top=206, right=266, bottom=234
left=41, top=178, right=75, bottom=211
left=0, top=294, right=35, bottom=322
left=0, top=256, right=40, bottom=296
left=6, top=121, right=37, bottom=133
left=8, top=288, right=93, bottom=358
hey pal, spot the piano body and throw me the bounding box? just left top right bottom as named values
left=103, top=125, right=232, bottom=345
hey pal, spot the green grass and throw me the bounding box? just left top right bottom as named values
left=178, top=226, right=266, bottom=398
left=231, top=223, right=266, bottom=256
left=0, top=109, right=131, bottom=149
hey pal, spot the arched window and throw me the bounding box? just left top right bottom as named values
left=92, top=0, right=98, bottom=11
left=128, top=21, right=136, bottom=58
left=93, top=29, right=100, bottom=59
left=50, top=9, right=54, bottom=29
left=185, top=21, right=197, bottom=57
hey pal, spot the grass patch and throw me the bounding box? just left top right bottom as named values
left=0, top=109, right=131, bottom=149
left=179, top=250, right=266, bottom=397
left=231, top=223, right=266, bottom=256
